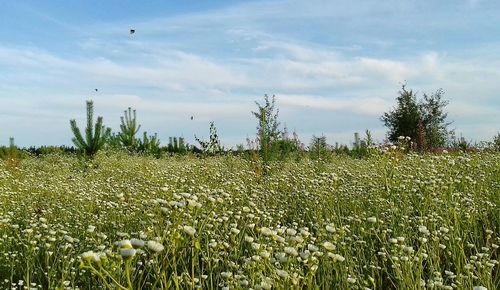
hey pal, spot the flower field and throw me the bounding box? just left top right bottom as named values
left=0, top=152, right=499, bottom=289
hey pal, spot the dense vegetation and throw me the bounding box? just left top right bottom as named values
left=0, top=150, right=498, bottom=289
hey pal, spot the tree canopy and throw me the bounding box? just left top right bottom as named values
left=381, top=85, right=453, bottom=150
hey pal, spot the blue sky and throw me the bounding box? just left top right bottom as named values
left=1, top=0, right=499, bottom=148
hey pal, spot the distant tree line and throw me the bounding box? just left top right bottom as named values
left=2, top=84, right=499, bottom=163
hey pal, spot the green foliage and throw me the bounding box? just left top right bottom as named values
left=195, top=121, right=223, bottom=155
left=118, top=107, right=141, bottom=151
left=0, top=138, right=23, bottom=170
left=493, top=133, right=500, bottom=152
left=252, top=94, right=282, bottom=163
left=25, top=145, right=77, bottom=156
left=309, top=135, right=329, bottom=160
left=137, top=132, right=161, bottom=158
left=70, top=100, right=111, bottom=157
left=350, top=130, right=375, bottom=158
left=381, top=84, right=453, bottom=150
left=1, top=153, right=499, bottom=289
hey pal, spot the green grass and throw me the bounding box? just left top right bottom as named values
left=0, top=151, right=499, bottom=289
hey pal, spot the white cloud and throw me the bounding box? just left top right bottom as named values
left=278, top=94, right=391, bottom=117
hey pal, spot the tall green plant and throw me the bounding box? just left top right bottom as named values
left=252, top=94, right=281, bottom=163
left=70, top=100, right=111, bottom=157
left=118, top=107, right=141, bottom=150
left=195, top=121, right=223, bottom=155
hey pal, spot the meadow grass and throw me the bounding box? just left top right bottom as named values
left=0, top=151, right=498, bottom=289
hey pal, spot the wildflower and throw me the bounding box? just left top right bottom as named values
left=403, top=246, right=414, bottom=254
left=251, top=242, right=261, bottom=250
left=418, top=225, right=430, bottom=235
left=323, top=241, right=335, bottom=251
left=260, top=227, right=273, bottom=236
left=131, top=238, right=145, bottom=248
left=183, top=226, right=196, bottom=237
left=284, top=247, right=298, bottom=256
left=328, top=253, right=345, bottom=262
left=120, top=248, right=136, bottom=259
left=115, top=240, right=133, bottom=249
left=147, top=241, right=164, bottom=253
left=366, top=217, right=377, bottom=223
left=473, top=287, right=487, bottom=290
left=276, top=269, right=289, bottom=278
left=81, top=251, right=96, bottom=262
left=259, top=250, right=270, bottom=259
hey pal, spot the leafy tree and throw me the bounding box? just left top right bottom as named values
left=419, top=89, right=452, bottom=148
left=252, top=94, right=281, bottom=162
left=381, top=84, right=452, bottom=150
left=118, top=107, right=141, bottom=151
left=70, top=100, right=111, bottom=157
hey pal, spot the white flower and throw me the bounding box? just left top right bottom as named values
left=81, top=251, right=96, bottom=262
left=260, top=227, right=273, bottom=236
left=147, top=241, right=164, bottom=253
left=403, top=246, right=414, bottom=254
left=115, top=240, right=133, bottom=249
left=259, top=250, right=270, bottom=259
left=418, top=225, right=430, bottom=235
left=276, top=269, right=289, bottom=278
left=473, top=286, right=487, bottom=290
left=286, top=228, right=297, bottom=236
left=366, top=217, right=377, bottom=223
left=183, top=226, right=196, bottom=237
left=131, top=239, right=145, bottom=248
left=328, top=253, right=345, bottom=262
left=323, top=241, right=335, bottom=251
left=284, top=247, right=298, bottom=256
left=244, top=236, right=254, bottom=243
left=325, top=225, right=336, bottom=233
left=120, top=248, right=136, bottom=258
left=308, top=244, right=319, bottom=252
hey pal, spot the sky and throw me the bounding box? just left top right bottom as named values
left=0, top=0, right=499, bottom=148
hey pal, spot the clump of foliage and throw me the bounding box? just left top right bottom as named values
left=70, top=100, right=111, bottom=158
left=137, top=132, right=161, bottom=158
left=350, top=130, right=376, bottom=158
left=381, top=84, right=453, bottom=150
left=167, top=137, right=187, bottom=154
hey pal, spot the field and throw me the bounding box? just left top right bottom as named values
left=0, top=151, right=499, bottom=289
